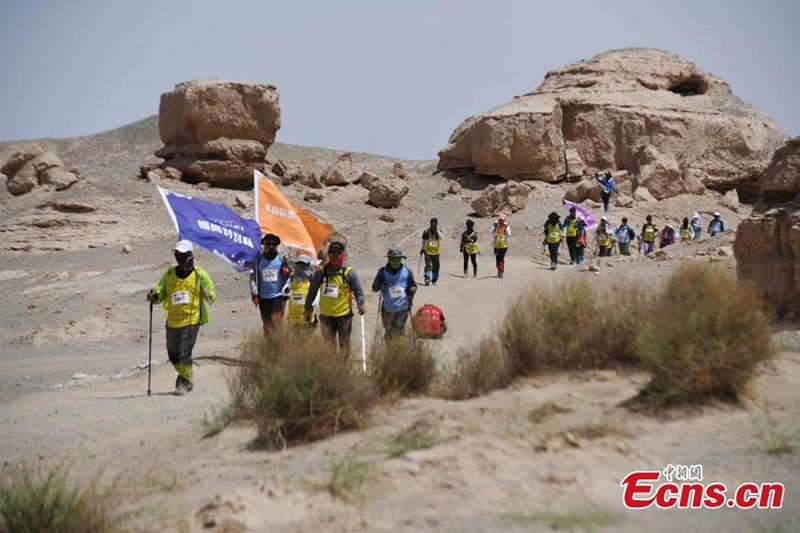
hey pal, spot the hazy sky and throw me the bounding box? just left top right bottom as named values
left=1, top=0, right=797, bottom=160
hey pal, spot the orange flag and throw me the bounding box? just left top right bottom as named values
left=254, top=170, right=333, bottom=257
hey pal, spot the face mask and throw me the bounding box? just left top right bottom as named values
left=387, top=258, right=403, bottom=269
left=175, top=252, right=194, bottom=272
left=328, top=253, right=345, bottom=268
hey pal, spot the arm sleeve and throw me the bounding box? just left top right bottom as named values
left=346, top=270, right=366, bottom=307
left=371, top=268, right=385, bottom=292
left=154, top=269, right=170, bottom=303
left=305, top=270, right=323, bottom=312
left=197, top=268, right=217, bottom=303
left=407, top=269, right=418, bottom=299
left=249, top=254, right=259, bottom=296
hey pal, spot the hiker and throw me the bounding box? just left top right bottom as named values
left=596, top=217, right=614, bottom=257
left=287, top=254, right=317, bottom=327
left=304, top=241, right=366, bottom=356
left=575, top=223, right=588, bottom=264
left=641, top=215, right=658, bottom=256
left=460, top=219, right=479, bottom=277
left=614, top=217, right=635, bottom=256
left=146, top=240, right=216, bottom=395
left=595, top=170, right=615, bottom=213
left=660, top=224, right=677, bottom=248
left=679, top=218, right=695, bottom=243
left=709, top=212, right=725, bottom=236
left=249, top=233, right=292, bottom=334
left=371, top=248, right=418, bottom=338
left=563, top=207, right=586, bottom=265
left=690, top=212, right=703, bottom=240
left=543, top=211, right=563, bottom=270
left=412, top=304, right=447, bottom=339
left=420, top=217, right=443, bottom=286
left=492, top=212, right=511, bottom=278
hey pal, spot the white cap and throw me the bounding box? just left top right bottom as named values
left=713, top=211, right=720, bottom=217
left=295, top=254, right=312, bottom=265
left=600, top=216, right=608, bottom=222
left=174, top=239, right=193, bottom=253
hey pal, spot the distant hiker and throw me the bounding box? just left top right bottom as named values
left=679, top=218, right=695, bottom=243
left=460, top=219, right=479, bottom=277
left=641, top=215, right=658, bottom=256
left=595, top=170, right=615, bottom=213
left=543, top=211, right=563, bottom=270
left=563, top=207, right=586, bottom=265
left=146, top=240, right=216, bottom=395
left=690, top=212, right=703, bottom=240
left=614, top=217, right=635, bottom=256
left=250, top=233, right=292, bottom=334
left=305, top=241, right=366, bottom=356
left=287, top=254, right=317, bottom=327
left=709, top=212, right=725, bottom=236
left=660, top=224, right=677, bottom=248
left=596, top=217, right=614, bottom=257
left=575, top=224, right=588, bottom=264
left=412, top=304, right=447, bottom=339
left=420, top=217, right=443, bottom=285
left=371, top=248, right=418, bottom=339
left=492, top=212, right=511, bottom=278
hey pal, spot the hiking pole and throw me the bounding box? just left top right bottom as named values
left=417, top=253, right=423, bottom=275
left=147, top=300, right=153, bottom=396
left=360, top=314, right=367, bottom=374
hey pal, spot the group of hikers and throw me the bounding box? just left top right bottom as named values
left=542, top=208, right=726, bottom=269
left=144, top=168, right=727, bottom=394
left=146, top=236, right=446, bottom=395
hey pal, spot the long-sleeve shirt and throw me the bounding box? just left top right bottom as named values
left=304, top=264, right=365, bottom=312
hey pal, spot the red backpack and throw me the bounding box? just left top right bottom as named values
left=414, top=304, right=444, bottom=337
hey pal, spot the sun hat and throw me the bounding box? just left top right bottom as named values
left=174, top=240, right=193, bottom=253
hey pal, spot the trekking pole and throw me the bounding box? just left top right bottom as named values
left=360, top=314, right=367, bottom=374
left=417, top=253, right=422, bottom=275
left=147, top=300, right=153, bottom=396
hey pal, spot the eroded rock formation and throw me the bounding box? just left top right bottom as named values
left=439, top=48, right=784, bottom=198
left=2, top=147, right=79, bottom=195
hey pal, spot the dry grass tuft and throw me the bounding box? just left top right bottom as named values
left=228, top=327, right=376, bottom=449
left=438, top=335, right=514, bottom=400
left=369, top=336, right=436, bottom=396
left=633, top=263, right=773, bottom=409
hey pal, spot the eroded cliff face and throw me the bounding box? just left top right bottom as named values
left=734, top=137, right=800, bottom=317
left=438, top=48, right=785, bottom=196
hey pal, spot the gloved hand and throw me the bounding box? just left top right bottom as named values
left=357, top=303, right=366, bottom=315
left=146, top=289, right=157, bottom=303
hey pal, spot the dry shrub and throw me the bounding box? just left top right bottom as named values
left=370, top=336, right=436, bottom=396
left=440, top=335, right=514, bottom=400
left=228, top=327, right=376, bottom=448
left=634, top=263, right=772, bottom=408
left=501, top=280, right=643, bottom=375
left=0, top=465, right=124, bottom=533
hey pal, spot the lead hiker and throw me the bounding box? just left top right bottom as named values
left=249, top=233, right=292, bottom=334
left=595, top=170, right=615, bottom=213
left=420, top=217, right=443, bottom=286
left=304, top=241, right=366, bottom=356
left=492, top=212, right=511, bottom=278
left=371, top=248, right=418, bottom=338
left=146, top=240, right=216, bottom=395
left=460, top=219, right=479, bottom=278
left=709, top=212, right=725, bottom=236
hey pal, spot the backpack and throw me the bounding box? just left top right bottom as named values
left=413, top=304, right=444, bottom=338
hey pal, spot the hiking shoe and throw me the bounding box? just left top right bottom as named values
left=175, top=376, right=192, bottom=395
left=498, top=272, right=503, bottom=279
left=424, top=279, right=430, bottom=286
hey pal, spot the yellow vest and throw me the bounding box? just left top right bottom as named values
left=319, top=266, right=352, bottom=317
left=423, top=231, right=441, bottom=255
left=464, top=230, right=478, bottom=254
left=494, top=226, right=509, bottom=249
left=680, top=227, right=691, bottom=242
left=165, top=270, right=201, bottom=328
left=598, top=233, right=612, bottom=248
left=643, top=224, right=657, bottom=242
left=288, top=277, right=314, bottom=325
left=565, top=218, right=578, bottom=237
left=546, top=222, right=562, bottom=244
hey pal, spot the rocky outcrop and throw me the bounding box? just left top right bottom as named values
left=735, top=137, right=800, bottom=317
left=367, top=177, right=409, bottom=208
left=155, top=79, right=280, bottom=188
left=438, top=48, right=784, bottom=196
left=2, top=147, right=79, bottom=195
left=320, top=153, right=364, bottom=186
left=470, top=182, right=532, bottom=217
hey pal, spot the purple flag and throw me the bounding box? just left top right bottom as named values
left=158, top=186, right=262, bottom=272
left=563, top=200, right=598, bottom=231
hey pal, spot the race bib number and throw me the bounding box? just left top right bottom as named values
left=291, top=293, right=305, bottom=304
left=389, top=286, right=405, bottom=299
left=427, top=240, right=438, bottom=248
left=171, top=291, right=190, bottom=306
left=549, top=230, right=560, bottom=240
left=323, top=285, right=339, bottom=298
left=496, top=234, right=506, bottom=242
left=262, top=268, right=279, bottom=282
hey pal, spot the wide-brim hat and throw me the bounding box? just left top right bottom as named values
left=387, top=248, right=406, bottom=259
